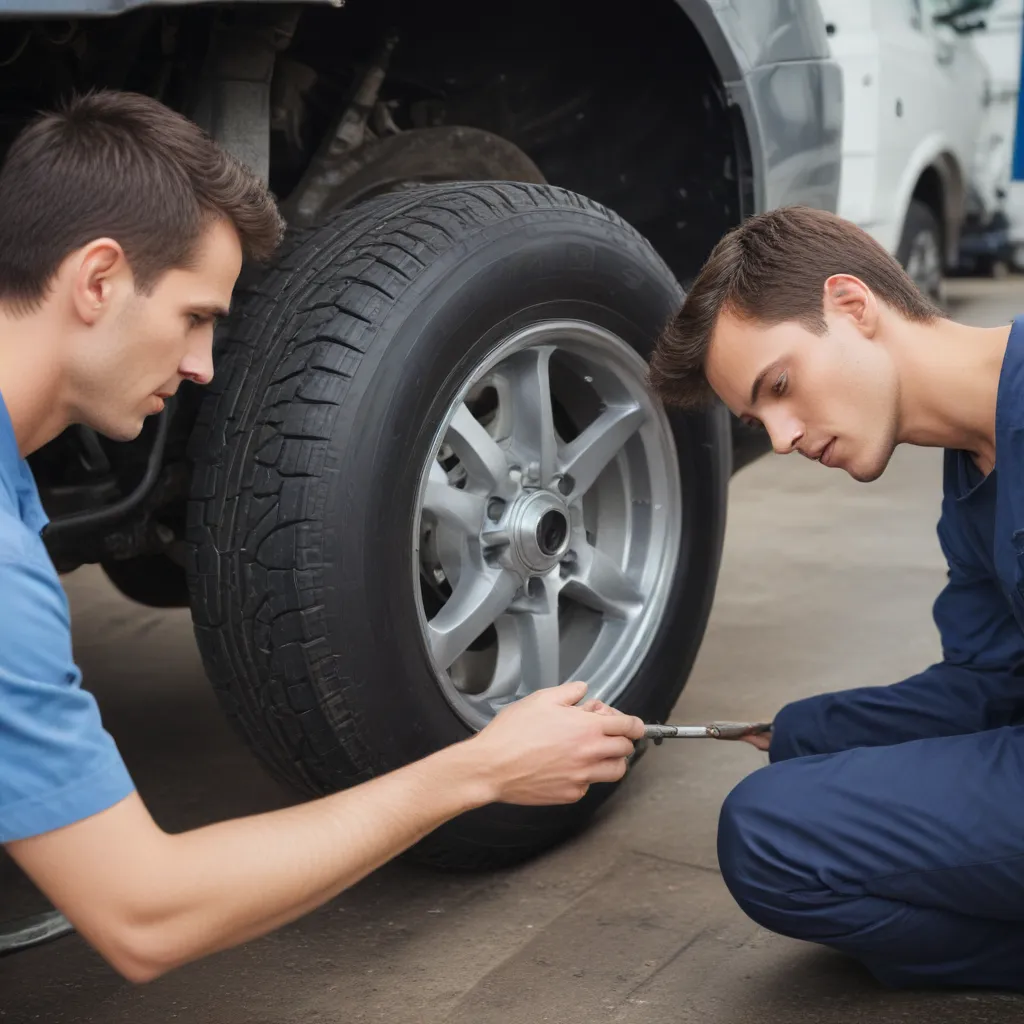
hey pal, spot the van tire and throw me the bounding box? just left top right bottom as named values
left=186, top=182, right=730, bottom=869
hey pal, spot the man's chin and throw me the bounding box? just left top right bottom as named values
left=94, top=418, right=145, bottom=443
left=845, top=449, right=894, bottom=483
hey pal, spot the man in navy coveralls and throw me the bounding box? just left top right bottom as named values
left=650, top=204, right=1024, bottom=991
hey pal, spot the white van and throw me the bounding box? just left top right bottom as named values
left=959, top=0, right=1024, bottom=272
left=819, top=0, right=989, bottom=297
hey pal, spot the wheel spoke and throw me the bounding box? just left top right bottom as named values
left=476, top=615, right=525, bottom=701
left=447, top=403, right=509, bottom=491
left=515, top=576, right=562, bottom=692
left=424, top=461, right=486, bottom=537
left=560, top=403, right=646, bottom=498
left=427, top=568, right=519, bottom=670
left=506, top=346, right=557, bottom=487
left=562, top=543, right=643, bottom=619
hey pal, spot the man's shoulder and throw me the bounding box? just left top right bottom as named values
left=0, top=505, right=69, bottom=647
left=0, top=496, right=50, bottom=571
left=997, top=315, right=1024, bottom=433
left=0, top=495, right=132, bottom=845
left=0, top=504, right=33, bottom=560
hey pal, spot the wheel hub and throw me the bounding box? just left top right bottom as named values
left=485, top=491, right=572, bottom=575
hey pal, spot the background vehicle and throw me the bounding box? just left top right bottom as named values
left=818, top=0, right=990, bottom=298
left=955, top=0, right=1024, bottom=275
left=0, top=0, right=842, bottom=869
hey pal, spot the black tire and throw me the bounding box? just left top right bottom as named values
left=897, top=199, right=944, bottom=301
left=102, top=553, right=189, bottom=608
left=186, top=182, right=730, bottom=869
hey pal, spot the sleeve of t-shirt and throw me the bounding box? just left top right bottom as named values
left=0, top=554, right=135, bottom=842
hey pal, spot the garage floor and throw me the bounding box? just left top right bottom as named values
left=3, top=278, right=1024, bottom=1023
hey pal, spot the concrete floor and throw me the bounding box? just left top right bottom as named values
left=2, top=278, right=1024, bottom=1023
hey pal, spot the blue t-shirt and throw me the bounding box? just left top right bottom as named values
left=0, top=396, right=134, bottom=842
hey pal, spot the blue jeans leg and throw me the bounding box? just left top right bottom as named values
left=718, top=725, right=1024, bottom=990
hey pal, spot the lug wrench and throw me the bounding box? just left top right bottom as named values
left=643, top=721, right=772, bottom=742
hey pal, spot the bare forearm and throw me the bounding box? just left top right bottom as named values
left=12, top=739, right=495, bottom=980
left=152, top=742, right=492, bottom=963
left=10, top=681, right=642, bottom=982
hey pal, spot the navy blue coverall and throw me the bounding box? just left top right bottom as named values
left=717, top=317, right=1024, bottom=991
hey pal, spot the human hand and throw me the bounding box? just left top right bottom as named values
left=469, top=681, right=645, bottom=806
left=580, top=697, right=625, bottom=717
left=741, top=729, right=772, bottom=752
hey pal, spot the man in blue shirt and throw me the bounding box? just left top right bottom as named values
left=0, top=90, right=644, bottom=982
left=648, top=204, right=1024, bottom=991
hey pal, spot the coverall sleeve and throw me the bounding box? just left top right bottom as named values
left=770, top=471, right=1024, bottom=760
left=932, top=520, right=1024, bottom=679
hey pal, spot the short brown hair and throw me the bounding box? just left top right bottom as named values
left=0, top=89, right=284, bottom=310
left=647, top=206, right=942, bottom=409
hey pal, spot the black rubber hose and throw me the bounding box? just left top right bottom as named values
left=43, top=406, right=170, bottom=542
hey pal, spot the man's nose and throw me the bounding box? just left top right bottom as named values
left=180, top=346, right=215, bottom=387
left=764, top=412, right=804, bottom=455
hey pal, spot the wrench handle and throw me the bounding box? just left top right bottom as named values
left=643, top=722, right=772, bottom=741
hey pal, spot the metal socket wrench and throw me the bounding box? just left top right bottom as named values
left=643, top=722, right=773, bottom=741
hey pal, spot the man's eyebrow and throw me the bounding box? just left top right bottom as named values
left=193, top=302, right=230, bottom=318
left=749, top=359, right=784, bottom=406
left=749, top=366, right=768, bottom=406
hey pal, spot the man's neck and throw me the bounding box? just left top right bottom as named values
left=0, top=309, right=72, bottom=458
left=890, top=315, right=1011, bottom=474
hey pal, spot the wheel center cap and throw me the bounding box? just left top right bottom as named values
left=507, top=491, right=571, bottom=573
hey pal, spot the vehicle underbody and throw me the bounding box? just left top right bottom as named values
left=0, top=0, right=750, bottom=584
left=0, top=0, right=805, bottom=873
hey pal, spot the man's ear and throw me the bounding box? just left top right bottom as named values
left=822, top=274, right=880, bottom=337
left=69, top=239, right=131, bottom=326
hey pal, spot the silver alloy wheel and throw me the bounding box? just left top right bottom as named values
left=412, top=320, right=683, bottom=730
left=905, top=228, right=942, bottom=298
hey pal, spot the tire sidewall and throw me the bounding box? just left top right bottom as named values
left=897, top=199, right=943, bottom=300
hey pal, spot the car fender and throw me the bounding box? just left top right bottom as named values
left=672, top=0, right=843, bottom=216
left=891, top=136, right=965, bottom=263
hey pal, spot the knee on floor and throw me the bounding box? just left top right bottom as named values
left=717, top=765, right=805, bottom=930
